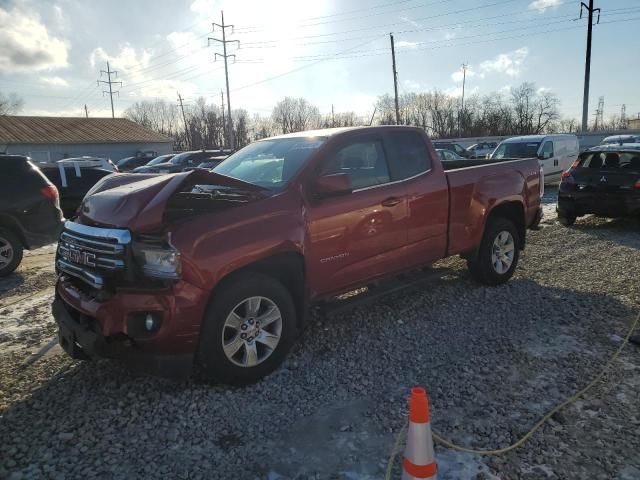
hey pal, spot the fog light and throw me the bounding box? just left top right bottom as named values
left=145, top=314, right=155, bottom=331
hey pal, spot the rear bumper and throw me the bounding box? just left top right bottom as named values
left=558, top=193, right=640, bottom=217
left=20, top=202, right=64, bottom=249
left=52, top=276, right=208, bottom=377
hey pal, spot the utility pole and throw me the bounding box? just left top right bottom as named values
left=620, top=104, right=626, bottom=128
left=458, top=63, right=468, bottom=138
left=331, top=104, right=335, bottom=127
left=389, top=33, right=400, bottom=125
left=97, top=61, right=122, bottom=119
left=177, top=92, right=190, bottom=150
left=209, top=11, right=239, bottom=150
left=220, top=90, right=227, bottom=149
left=84, top=104, right=88, bottom=118
left=593, top=96, right=604, bottom=130
left=580, top=0, right=601, bottom=132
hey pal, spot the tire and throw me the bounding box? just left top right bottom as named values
left=0, top=229, right=24, bottom=277
left=558, top=212, right=576, bottom=226
left=197, top=273, right=297, bottom=385
left=467, top=217, right=520, bottom=286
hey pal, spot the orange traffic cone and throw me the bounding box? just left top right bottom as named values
left=402, top=387, right=437, bottom=480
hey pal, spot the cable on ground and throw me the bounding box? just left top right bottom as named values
left=386, top=309, right=640, bottom=477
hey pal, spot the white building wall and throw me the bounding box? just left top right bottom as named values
left=4, top=142, right=173, bottom=162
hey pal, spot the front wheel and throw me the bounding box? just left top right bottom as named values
left=467, top=218, right=520, bottom=286
left=197, top=273, right=297, bottom=385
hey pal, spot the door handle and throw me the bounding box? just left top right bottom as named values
left=381, top=197, right=402, bottom=207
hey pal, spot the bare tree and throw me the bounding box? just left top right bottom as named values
left=271, top=97, right=321, bottom=134
left=0, top=92, right=24, bottom=115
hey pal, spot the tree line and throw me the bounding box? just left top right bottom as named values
left=122, top=82, right=629, bottom=151
left=0, top=85, right=630, bottom=151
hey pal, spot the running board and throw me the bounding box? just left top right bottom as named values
left=317, top=267, right=448, bottom=317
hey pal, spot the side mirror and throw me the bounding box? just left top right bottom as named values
left=314, top=173, right=352, bottom=197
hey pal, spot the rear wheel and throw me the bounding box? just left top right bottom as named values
left=558, top=211, right=576, bottom=226
left=0, top=229, right=23, bottom=277
left=467, top=218, right=520, bottom=286
left=197, top=273, right=296, bottom=385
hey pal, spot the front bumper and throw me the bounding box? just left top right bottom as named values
left=53, top=276, right=208, bottom=377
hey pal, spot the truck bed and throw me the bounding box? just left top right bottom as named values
left=442, top=156, right=541, bottom=257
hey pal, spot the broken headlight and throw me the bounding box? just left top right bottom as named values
left=133, top=233, right=181, bottom=280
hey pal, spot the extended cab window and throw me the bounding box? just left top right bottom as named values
left=322, top=139, right=390, bottom=190
left=385, top=131, right=431, bottom=180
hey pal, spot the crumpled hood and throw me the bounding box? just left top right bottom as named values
left=79, top=170, right=265, bottom=231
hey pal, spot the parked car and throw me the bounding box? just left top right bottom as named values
left=134, top=150, right=224, bottom=173
left=436, top=149, right=465, bottom=162
left=557, top=144, right=640, bottom=226
left=466, top=142, right=497, bottom=159
left=130, top=154, right=176, bottom=173
left=491, top=134, right=579, bottom=183
left=432, top=141, right=470, bottom=158
left=37, top=157, right=117, bottom=218
left=116, top=150, right=158, bottom=172
left=600, top=134, right=640, bottom=145
left=182, top=155, right=229, bottom=171
left=0, top=155, right=64, bottom=276
left=52, top=126, right=543, bottom=384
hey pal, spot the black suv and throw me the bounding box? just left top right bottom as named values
left=432, top=141, right=470, bottom=158
left=557, top=144, right=640, bottom=225
left=0, top=155, right=64, bottom=275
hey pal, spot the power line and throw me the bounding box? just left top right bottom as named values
left=97, top=61, right=122, bottom=119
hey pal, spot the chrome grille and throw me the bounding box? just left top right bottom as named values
left=56, top=221, right=131, bottom=289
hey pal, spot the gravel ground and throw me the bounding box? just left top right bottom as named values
left=1, top=188, right=639, bottom=480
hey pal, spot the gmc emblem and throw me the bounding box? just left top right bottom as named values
left=66, top=247, right=96, bottom=267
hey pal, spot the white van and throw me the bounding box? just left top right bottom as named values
left=491, top=134, right=579, bottom=183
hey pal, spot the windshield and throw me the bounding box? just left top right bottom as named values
left=148, top=155, right=172, bottom=166
left=169, top=152, right=193, bottom=165
left=213, top=137, right=325, bottom=188
left=493, top=141, right=541, bottom=159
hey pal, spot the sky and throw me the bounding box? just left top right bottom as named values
left=0, top=0, right=638, bottom=122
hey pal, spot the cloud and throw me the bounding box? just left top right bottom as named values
left=89, top=44, right=199, bottom=102
left=0, top=5, right=68, bottom=73
left=444, top=85, right=479, bottom=98
left=528, top=0, right=562, bottom=13
left=479, top=47, right=529, bottom=77
left=451, top=67, right=476, bottom=82
left=396, top=41, right=418, bottom=50
left=40, top=76, right=69, bottom=87
left=403, top=79, right=421, bottom=91
left=400, top=16, right=422, bottom=28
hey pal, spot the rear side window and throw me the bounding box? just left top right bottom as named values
left=322, top=138, right=390, bottom=190
left=0, top=157, right=29, bottom=177
left=385, top=131, right=431, bottom=181
left=579, top=152, right=640, bottom=170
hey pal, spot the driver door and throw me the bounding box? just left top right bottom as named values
left=305, top=134, right=408, bottom=296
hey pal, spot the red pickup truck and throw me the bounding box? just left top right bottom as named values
left=52, top=126, right=543, bottom=384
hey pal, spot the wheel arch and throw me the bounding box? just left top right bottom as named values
left=486, top=201, right=526, bottom=250
left=208, top=251, right=307, bottom=331
left=0, top=214, right=26, bottom=247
